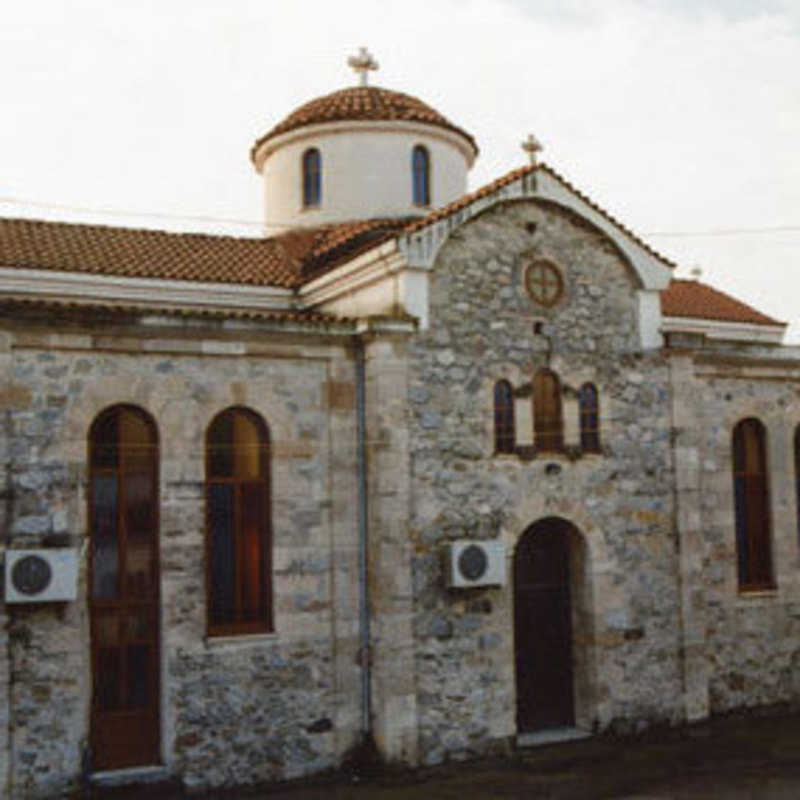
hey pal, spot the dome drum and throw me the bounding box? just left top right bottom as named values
left=252, top=85, right=477, bottom=234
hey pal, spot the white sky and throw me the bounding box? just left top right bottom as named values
left=2, top=0, right=799, bottom=338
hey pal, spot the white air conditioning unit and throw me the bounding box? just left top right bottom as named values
left=5, top=549, right=79, bottom=603
left=444, top=540, right=505, bottom=589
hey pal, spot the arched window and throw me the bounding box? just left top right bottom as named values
left=732, top=418, right=774, bottom=591
left=412, top=145, right=430, bottom=206
left=206, top=407, right=272, bottom=635
left=494, top=380, right=515, bottom=454
left=579, top=383, right=600, bottom=452
left=90, top=405, right=160, bottom=599
left=533, top=369, right=563, bottom=452
left=302, top=148, right=321, bottom=207
left=89, top=405, right=161, bottom=768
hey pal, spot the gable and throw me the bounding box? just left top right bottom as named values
left=399, top=162, right=675, bottom=292
left=426, top=198, right=644, bottom=355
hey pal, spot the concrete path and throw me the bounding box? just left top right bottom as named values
left=93, top=711, right=800, bottom=799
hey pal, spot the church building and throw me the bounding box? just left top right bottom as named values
left=1, top=49, right=799, bottom=796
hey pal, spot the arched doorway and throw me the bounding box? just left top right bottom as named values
left=514, top=517, right=585, bottom=732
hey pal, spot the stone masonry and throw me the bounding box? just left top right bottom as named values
left=409, top=199, right=685, bottom=761
left=0, top=313, right=363, bottom=796
left=2, top=197, right=800, bottom=797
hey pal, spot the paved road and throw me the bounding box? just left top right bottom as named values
left=96, top=712, right=800, bottom=799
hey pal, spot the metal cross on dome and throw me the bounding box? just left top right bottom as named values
left=348, top=47, right=379, bottom=86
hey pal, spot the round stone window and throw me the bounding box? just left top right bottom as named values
left=525, top=259, right=564, bottom=308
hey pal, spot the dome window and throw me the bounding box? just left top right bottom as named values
left=302, top=148, right=321, bottom=207
left=412, top=145, right=430, bottom=206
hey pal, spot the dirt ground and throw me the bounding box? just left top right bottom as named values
left=92, top=710, right=800, bottom=799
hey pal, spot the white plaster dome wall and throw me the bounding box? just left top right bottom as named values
left=251, top=86, right=478, bottom=235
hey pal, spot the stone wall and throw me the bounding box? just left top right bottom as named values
left=675, top=350, right=800, bottom=716
left=406, top=199, right=683, bottom=763
left=0, top=314, right=362, bottom=796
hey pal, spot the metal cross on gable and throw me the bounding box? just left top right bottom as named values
left=521, top=133, right=543, bottom=165
left=348, top=47, right=379, bottom=86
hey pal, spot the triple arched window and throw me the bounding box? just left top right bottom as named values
left=732, top=418, right=774, bottom=591
left=494, top=373, right=600, bottom=455
left=302, top=148, right=321, bottom=207
left=412, top=145, right=430, bottom=206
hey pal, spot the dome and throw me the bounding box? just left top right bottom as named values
left=250, top=86, right=478, bottom=165
left=251, top=57, right=479, bottom=235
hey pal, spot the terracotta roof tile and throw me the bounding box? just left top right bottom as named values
left=404, top=162, right=679, bottom=270
left=0, top=216, right=407, bottom=289
left=251, top=86, right=478, bottom=161
left=661, top=279, right=784, bottom=326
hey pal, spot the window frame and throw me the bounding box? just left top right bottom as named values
left=578, top=382, right=600, bottom=453
left=412, top=144, right=430, bottom=206
left=533, top=369, right=564, bottom=452
left=795, top=424, right=800, bottom=553
left=88, top=403, right=160, bottom=604
left=494, top=379, right=515, bottom=454
left=731, top=417, right=775, bottom=592
left=205, top=406, right=273, bottom=637
left=302, top=147, right=321, bottom=208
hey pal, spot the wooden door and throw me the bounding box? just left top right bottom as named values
left=89, top=406, right=161, bottom=770
left=514, top=521, right=575, bottom=732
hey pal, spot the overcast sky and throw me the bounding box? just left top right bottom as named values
left=2, top=0, right=799, bottom=338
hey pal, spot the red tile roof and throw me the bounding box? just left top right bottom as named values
left=404, top=162, right=679, bottom=270
left=0, top=216, right=407, bottom=289
left=1, top=184, right=782, bottom=334
left=251, top=86, right=478, bottom=162
left=661, top=279, right=784, bottom=327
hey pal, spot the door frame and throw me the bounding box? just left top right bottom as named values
left=88, top=404, right=162, bottom=771
left=513, top=516, right=595, bottom=734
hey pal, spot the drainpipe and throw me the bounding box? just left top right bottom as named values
left=354, top=336, right=371, bottom=739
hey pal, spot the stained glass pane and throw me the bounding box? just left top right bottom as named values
left=732, top=419, right=773, bottom=589
left=126, top=645, right=149, bottom=709
left=208, top=412, right=234, bottom=478
left=123, top=472, right=156, bottom=597
left=92, top=474, right=119, bottom=599
left=303, top=149, right=321, bottom=206
left=494, top=381, right=515, bottom=453
left=412, top=146, right=429, bottom=205
left=208, top=483, right=235, bottom=625
left=97, top=647, right=122, bottom=710
left=579, top=384, right=600, bottom=452
left=534, top=371, right=563, bottom=451
left=233, top=412, right=263, bottom=479
left=240, top=483, right=266, bottom=622
left=119, top=408, right=155, bottom=471
left=91, top=412, right=118, bottom=469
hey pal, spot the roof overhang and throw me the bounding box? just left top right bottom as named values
left=662, top=314, right=786, bottom=344
left=0, top=266, right=295, bottom=314
left=252, top=119, right=478, bottom=172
